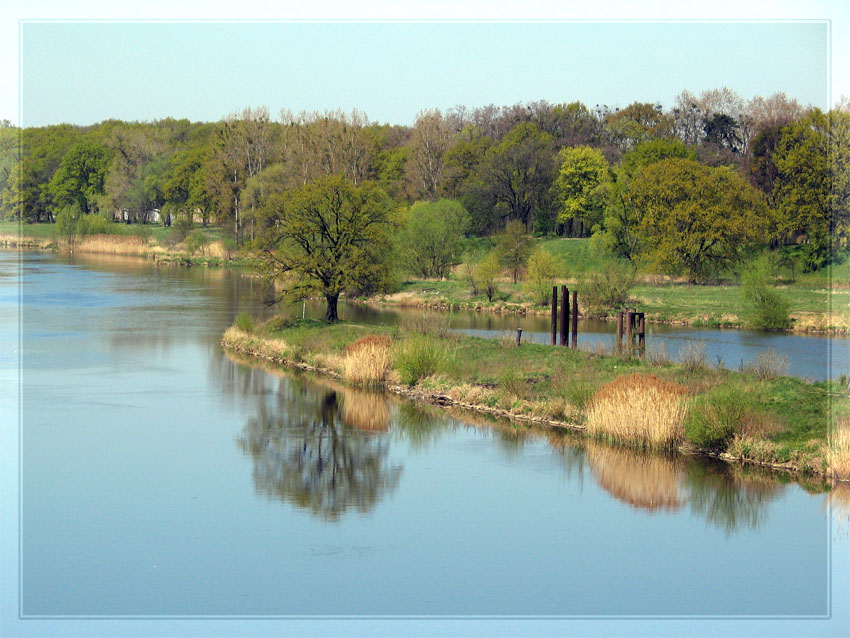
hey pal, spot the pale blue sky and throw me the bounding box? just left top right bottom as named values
left=20, top=21, right=829, bottom=127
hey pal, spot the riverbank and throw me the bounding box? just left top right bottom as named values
left=221, top=317, right=850, bottom=481
left=0, top=227, right=257, bottom=269
left=363, top=278, right=849, bottom=335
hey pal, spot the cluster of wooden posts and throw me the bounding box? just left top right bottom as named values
left=617, top=308, right=646, bottom=355
left=549, top=285, right=578, bottom=348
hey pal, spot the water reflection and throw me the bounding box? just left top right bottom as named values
left=585, top=442, right=685, bottom=512
left=681, top=461, right=785, bottom=534
left=236, top=381, right=402, bottom=522
left=217, top=345, right=805, bottom=533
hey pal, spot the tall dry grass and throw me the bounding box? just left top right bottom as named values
left=341, top=335, right=393, bottom=388
left=585, top=442, right=685, bottom=512
left=75, top=234, right=152, bottom=256
left=828, top=418, right=850, bottom=480
left=585, top=373, right=689, bottom=451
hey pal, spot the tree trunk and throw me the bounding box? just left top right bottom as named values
left=325, top=293, right=340, bottom=322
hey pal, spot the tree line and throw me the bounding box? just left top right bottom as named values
left=0, top=88, right=848, bottom=309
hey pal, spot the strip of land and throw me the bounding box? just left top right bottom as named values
left=221, top=316, right=850, bottom=482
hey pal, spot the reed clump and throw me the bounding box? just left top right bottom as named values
left=342, top=335, right=393, bottom=388
left=585, top=373, right=689, bottom=451
left=827, top=418, right=850, bottom=480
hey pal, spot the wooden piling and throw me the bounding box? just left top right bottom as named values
left=516, top=328, right=523, bottom=347
left=560, top=285, right=568, bottom=346
left=571, top=290, right=578, bottom=349
left=625, top=310, right=633, bottom=346
left=617, top=311, right=624, bottom=349
left=551, top=286, right=557, bottom=345
left=638, top=313, right=646, bottom=354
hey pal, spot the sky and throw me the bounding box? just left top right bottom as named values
left=2, top=0, right=849, bottom=128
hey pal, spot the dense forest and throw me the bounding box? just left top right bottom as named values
left=1, top=87, right=848, bottom=296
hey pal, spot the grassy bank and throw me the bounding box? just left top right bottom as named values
left=0, top=220, right=257, bottom=268
left=369, top=274, right=848, bottom=334
left=221, top=315, right=850, bottom=481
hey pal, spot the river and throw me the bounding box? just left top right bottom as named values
left=2, top=250, right=848, bottom=637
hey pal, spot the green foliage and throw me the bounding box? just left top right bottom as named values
left=620, top=139, right=696, bottom=178
left=773, top=109, right=850, bottom=269
left=685, top=386, right=747, bottom=451
left=467, top=122, right=555, bottom=232
left=740, top=253, right=792, bottom=330
left=171, top=211, right=195, bottom=240
left=551, top=145, right=608, bottom=227
left=473, top=252, right=501, bottom=302
left=184, top=229, right=210, bottom=255
left=576, top=258, right=636, bottom=316
left=256, top=176, right=393, bottom=322
left=400, top=199, right=470, bottom=279
left=495, top=219, right=532, bottom=283
left=76, top=213, right=111, bottom=236
left=630, top=159, right=768, bottom=282
left=235, top=311, right=255, bottom=333
left=394, top=336, right=450, bottom=386
left=54, top=203, right=82, bottom=242
left=48, top=140, right=111, bottom=214
left=524, top=246, right=560, bottom=305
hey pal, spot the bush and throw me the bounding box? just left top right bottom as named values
left=235, top=312, right=255, bottom=333
left=185, top=229, right=209, bottom=255
left=55, top=204, right=82, bottom=242
left=342, top=335, right=393, bottom=387
left=524, top=246, right=559, bottom=306
left=171, top=212, right=194, bottom=240
left=473, top=252, right=501, bottom=302
left=394, top=336, right=450, bottom=386
left=741, top=349, right=789, bottom=381
left=678, top=340, right=708, bottom=372
left=585, top=373, right=689, bottom=451
left=576, top=258, right=635, bottom=317
left=740, top=253, right=792, bottom=330
left=77, top=213, right=111, bottom=236
left=684, top=386, right=747, bottom=451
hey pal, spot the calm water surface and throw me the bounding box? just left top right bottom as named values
left=5, top=251, right=850, bottom=635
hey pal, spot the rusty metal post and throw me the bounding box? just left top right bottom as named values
left=516, top=328, right=523, bottom=346
left=638, top=313, right=646, bottom=355
left=560, top=285, right=568, bottom=346
left=625, top=310, right=633, bottom=348
left=551, top=286, right=557, bottom=345
left=571, top=290, right=578, bottom=349
left=617, top=311, right=624, bottom=350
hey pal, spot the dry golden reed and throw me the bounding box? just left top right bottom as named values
left=828, top=418, right=850, bottom=480
left=75, top=234, right=150, bottom=256
left=585, top=373, right=689, bottom=450
left=342, top=335, right=393, bottom=387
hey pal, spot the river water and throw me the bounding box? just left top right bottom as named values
left=2, top=250, right=849, bottom=637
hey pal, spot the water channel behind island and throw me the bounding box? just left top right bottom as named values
left=5, top=250, right=848, bottom=624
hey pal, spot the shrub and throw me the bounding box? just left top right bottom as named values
left=77, top=213, right=111, bottom=236
left=576, top=258, right=635, bottom=317
left=741, top=349, right=790, bottom=381
left=473, top=252, right=501, bottom=302
left=55, top=204, right=81, bottom=243
left=185, top=229, right=209, bottom=255
left=585, top=373, right=689, bottom=451
left=678, top=340, right=708, bottom=372
left=342, top=335, right=393, bottom=387
left=235, top=312, right=255, bottom=333
left=684, top=386, right=747, bottom=451
left=524, top=246, right=559, bottom=306
left=394, top=336, right=449, bottom=386
left=221, top=236, right=238, bottom=259
left=401, top=313, right=451, bottom=338
left=171, top=211, right=194, bottom=240
left=495, top=219, right=532, bottom=283
left=740, top=253, right=792, bottom=330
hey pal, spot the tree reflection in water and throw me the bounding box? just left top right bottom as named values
left=237, top=379, right=401, bottom=522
